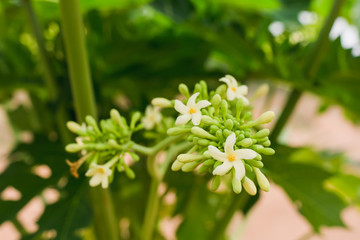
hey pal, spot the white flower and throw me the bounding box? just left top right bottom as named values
left=208, top=133, right=257, bottom=181
left=174, top=92, right=211, bottom=126
left=219, top=75, right=249, bottom=104
left=142, top=105, right=162, bottom=130
left=85, top=161, right=114, bottom=188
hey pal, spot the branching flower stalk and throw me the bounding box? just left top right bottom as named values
left=65, top=75, right=275, bottom=239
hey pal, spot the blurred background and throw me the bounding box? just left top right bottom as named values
left=0, top=0, right=360, bottom=239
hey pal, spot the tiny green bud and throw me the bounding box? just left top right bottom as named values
left=203, top=159, right=215, bottom=166
left=235, top=98, right=244, bottom=120
left=151, top=98, right=172, bottom=108
left=254, top=111, right=275, bottom=125
left=110, top=109, right=124, bottom=128
left=223, top=129, right=232, bottom=138
left=232, top=172, right=242, bottom=194
left=85, top=115, right=100, bottom=133
left=239, top=138, right=253, bottom=148
left=251, top=144, right=264, bottom=152
left=210, top=125, right=220, bottom=133
left=211, top=176, right=221, bottom=191
left=182, top=161, right=200, bottom=172
left=65, top=143, right=83, bottom=153
left=171, top=160, right=184, bottom=171
left=191, top=127, right=217, bottom=140
left=167, top=127, right=191, bottom=136
left=259, top=147, right=275, bottom=155
left=214, top=160, right=222, bottom=169
left=199, top=80, right=208, bottom=99
left=220, top=100, right=228, bottom=116
left=254, top=153, right=262, bottom=161
left=198, top=139, right=210, bottom=146
left=66, top=121, right=86, bottom=135
left=253, top=129, right=270, bottom=139
left=178, top=83, right=190, bottom=98
left=246, top=160, right=264, bottom=168
left=108, top=139, right=119, bottom=148
left=124, top=166, right=136, bottom=179
left=225, top=119, right=233, bottom=130
left=262, top=140, right=271, bottom=147
left=128, top=152, right=140, bottom=161
left=254, top=167, right=270, bottom=192
left=215, top=84, right=226, bottom=97
left=197, top=164, right=209, bottom=174
left=211, top=94, right=222, bottom=108
left=216, top=129, right=223, bottom=141
left=177, top=153, right=207, bottom=163
left=201, top=115, right=219, bottom=126
left=242, top=177, right=257, bottom=196
left=130, top=111, right=141, bottom=129
left=245, top=164, right=253, bottom=172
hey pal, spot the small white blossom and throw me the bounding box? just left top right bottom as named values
left=174, top=92, right=211, bottom=126
left=85, top=160, right=115, bottom=188
left=219, top=75, right=249, bottom=104
left=208, top=133, right=257, bottom=181
left=142, top=105, right=162, bottom=130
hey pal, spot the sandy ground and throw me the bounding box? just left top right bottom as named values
left=0, top=89, right=360, bottom=240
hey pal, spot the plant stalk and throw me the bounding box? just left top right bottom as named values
left=58, top=0, right=119, bottom=239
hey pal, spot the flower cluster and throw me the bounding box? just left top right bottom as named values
left=65, top=110, right=141, bottom=188
left=167, top=76, right=274, bottom=195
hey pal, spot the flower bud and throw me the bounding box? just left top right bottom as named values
left=171, top=160, right=184, bottom=171
left=211, top=176, right=221, bottom=191
left=215, top=84, right=226, bottom=96
left=130, top=111, right=141, bottom=129
left=216, top=129, right=223, bottom=141
left=151, top=98, right=172, bottom=108
left=222, top=129, right=232, bottom=138
left=254, top=111, right=275, bottom=125
left=177, top=153, right=207, bottom=163
left=65, top=143, right=84, bottom=153
left=232, top=174, right=242, bottom=194
left=254, top=167, right=270, bottom=192
left=178, top=83, right=190, bottom=98
left=167, top=127, right=191, bottom=136
left=225, top=119, right=233, bottom=130
left=200, top=80, right=208, bottom=99
left=197, top=164, right=210, bottom=174
left=191, top=127, right=217, bottom=140
left=242, top=177, right=257, bottom=196
left=220, top=100, right=228, bottom=116
left=110, top=109, right=125, bottom=129
left=239, top=138, right=253, bottom=147
left=85, top=115, right=100, bottom=133
left=67, top=121, right=86, bottom=135
left=210, top=125, right=219, bottom=133
left=181, top=161, right=200, bottom=172
left=211, top=94, right=222, bottom=108
left=124, top=166, right=136, bottom=179
left=259, top=147, right=275, bottom=155
left=253, top=129, right=270, bottom=139
left=235, top=98, right=244, bottom=120
left=203, top=159, right=215, bottom=166
left=197, top=139, right=210, bottom=146
left=108, top=139, right=119, bottom=148
left=246, top=160, right=264, bottom=168
left=201, top=116, right=219, bottom=126
left=245, top=164, right=253, bottom=172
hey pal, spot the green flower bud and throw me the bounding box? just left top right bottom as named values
left=232, top=173, right=242, bottom=194
left=108, top=139, right=119, bottom=148
left=246, top=160, right=264, bottom=168
left=262, top=140, right=271, bottom=147
left=259, top=147, right=275, bottom=155
left=151, top=98, right=172, bottom=108
left=220, top=100, right=228, bottom=117
left=223, top=129, right=232, bottom=138
left=216, top=129, right=223, bottom=141
left=197, top=164, right=209, bottom=174
left=85, top=115, right=100, bottom=134
left=236, top=98, right=244, bottom=120
left=239, top=138, right=253, bottom=148
left=201, top=116, right=219, bottom=126
left=203, top=159, right=215, bottom=166
left=178, top=83, right=190, bottom=98
left=65, top=143, right=83, bottom=153
left=215, top=84, right=226, bottom=97
left=194, top=83, right=202, bottom=96
left=130, top=111, right=141, bottom=129
left=211, top=94, right=222, bottom=108
left=225, top=119, right=233, bottom=130
left=171, top=160, right=184, bottom=171
left=254, top=153, right=262, bottom=161
left=251, top=144, right=264, bottom=152
left=242, top=177, right=257, bottom=196
left=110, top=109, right=125, bottom=129
left=245, top=164, right=253, bottom=172
left=66, top=121, right=86, bottom=135
left=177, top=153, right=207, bottom=163
left=211, top=176, right=221, bottom=191
left=128, top=151, right=140, bottom=161
left=253, top=129, right=270, bottom=139
left=124, top=165, right=136, bottom=179
left=210, top=125, right=220, bottom=133
left=191, top=127, right=217, bottom=140
left=182, top=161, right=200, bottom=172
left=167, top=127, right=191, bottom=136
left=254, top=167, right=270, bottom=192
left=198, top=139, right=210, bottom=146
left=254, top=111, right=275, bottom=125
left=200, top=80, right=208, bottom=99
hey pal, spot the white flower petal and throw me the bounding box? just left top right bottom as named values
left=187, top=92, right=200, bottom=107
left=101, top=177, right=109, bottom=188
left=191, top=112, right=202, bottom=125
left=219, top=77, right=231, bottom=86
left=237, top=85, right=248, bottom=95
left=213, top=161, right=233, bottom=176
left=226, top=88, right=236, bottom=101
left=233, top=160, right=245, bottom=181
left=175, top=114, right=191, bottom=125
left=240, top=96, right=250, bottom=106
left=196, top=100, right=211, bottom=109
left=89, top=174, right=103, bottom=187
left=174, top=100, right=189, bottom=114
left=234, top=149, right=257, bottom=160
left=208, top=145, right=228, bottom=162
left=224, top=133, right=236, bottom=154
left=225, top=75, right=238, bottom=87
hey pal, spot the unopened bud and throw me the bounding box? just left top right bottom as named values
left=171, top=160, right=184, bottom=171
left=197, top=164, right=209, bottom=174
left=85, top=115, right=100, bottom=133
left=65, top=143, right=84, bottom=153
left=211, top=94, right=222, bottom=108
left=211, top=176, right=221, bottom=191
left=110, top=109, right=124, bottom=128
left=177, top=153, right=207, bottom=163
left=191, top=127, right=217, bottom=140
left=259, top=147, right=275, bottom=155
left=124, top=166, right=136, bottom=179
left=239, top=138, right=253, bottom=148
left=225, top=119, right=233, bottom=130
left=201, top=115, right=219, bottom=126
left=130, top=111, right=141, bottom=129
left=167, top=127, right=191, bottom=136
left=242, top=177, right=257, bottom=196
left=254, top=167, right=270, bottom=192
left=246, top=160, right=264, bottom=168
left=232, top=173, right=242, bottom=194
left=178, top=83, right=190, bottom=98
left=253, top=129, right=270, bottom=139
left=181, top=161, right=200, bottom=172
left=262, top=140, right=271, bottom=147
left=151, top=98, right=172, bottom=108
left=220, top=100, right=228, bottom=116
left=67, top=121, right=86, bottom=135
left=254, top=111, right=275, bottom=125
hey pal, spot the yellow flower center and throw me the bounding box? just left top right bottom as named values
left=231, top=87, right=237, bottom=92
left=228, top=154, right=235, bottom=161
left=189, top=108, right=196, bottom=114
left=98, top=168, right=105, bottom=174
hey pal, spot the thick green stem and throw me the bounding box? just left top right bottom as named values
left=210, top=193, right=251, bottom=240
left=270, top=0, right=345, bottom=143
left=22, top=0, right=58, bottom=101
left=59, top=0, right=119, bottom=239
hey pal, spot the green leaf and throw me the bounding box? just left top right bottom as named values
left=326, top=174, right=360, bottom=207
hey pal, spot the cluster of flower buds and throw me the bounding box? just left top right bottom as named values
left=65, top=110, right=142, bottom=188
left=165, top=75, right=275, bottom=195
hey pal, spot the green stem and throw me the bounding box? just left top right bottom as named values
left=210, top=193, right=251, bottom=240
left=58, top=0, right=119, bottom=239
left=132, top=143, right=153, bottom=156
left=22, top=0, right=58, bottom=101
left=269, top=0, right=345, bottom=143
